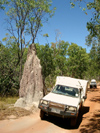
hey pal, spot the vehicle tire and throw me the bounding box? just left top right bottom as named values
left=90, top=85, right=92, bottom=89
left=40, top=110, right=45, bottom=120
left=95, top=85, right=97, bottom=88
left=79, top=105, right=83, bottom=113
left=70, top=117, right=77, bottom=127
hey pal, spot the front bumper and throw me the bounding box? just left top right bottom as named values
left=90, top=84, right=97, bottom=88
left=38, top=104, right=78, bottom=118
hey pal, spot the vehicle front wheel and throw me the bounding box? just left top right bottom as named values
left=40, top=110, right=45, bottom=120
left=70, top=117, right=77, bottom=127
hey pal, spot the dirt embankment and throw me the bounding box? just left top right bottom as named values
left=78, top=86, right=100, bottom=133
left=0, top=86, right=100, bottom=133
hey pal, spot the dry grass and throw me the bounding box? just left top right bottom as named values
left=0, top=107, right=32, bottom=120
left=0, top=97, right=32, bottom=120
left=0, top=97, right=18, bottom=104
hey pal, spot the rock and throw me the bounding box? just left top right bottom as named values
left=14, top=44, right=43, bottom=110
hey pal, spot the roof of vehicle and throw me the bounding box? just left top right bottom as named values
left=55, top=76, right=88, bottom=96
left=91, top=79, right=96, bottom=82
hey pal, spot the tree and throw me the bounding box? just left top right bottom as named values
left=51, top=40, right=69, bottom=76
left=70, top=0, right=100, bottom=80
left=0, top=42, right=19, bottom=96
left=67, top=43, right=89, bottom=79
left=6, top=0, right=56, bottom=80
left=36, top=43, right=55, bottom=92
left=86, top=0, right=100, bottom=45
left=36, top=41, right=69, bottom=88
left=0, top=36, right=28, bottom=96
left=0, top=0, right=8, bottom=10
left=88, top=40, right=100, bottom=80
left=36, top=43, right=54, bottom=79
left=70, top=0, right=100, bottom=46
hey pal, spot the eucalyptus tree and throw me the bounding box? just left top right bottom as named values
left=6, top=0, right=56, bottom=80
left=70, top=0, right=100, bottom=79
left=67, top=43, right=89, bottom=79
left=36, top=43, right=55, bottom=91
left=51, top=40, right=69, bottom=76
left=0, top=0, right=8, bottom=10
left=85, top=0, right=100, bottom=80
left=70, top=0, right=100, bottom=46
left=0, top=36, right=28, bottom=96
left=88, top=40, right=100, bottom=80
left=0, top=41, right=17, bottom=96
left=85, top=0, right=100, bottom=46
left=36, top=41, right=69, bottom=88
left=36, top=43, right=54, bottom=79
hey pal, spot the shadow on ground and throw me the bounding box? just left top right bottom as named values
left=43, top=106, right=89, bottom=130
left=88, top=88, right=98, bottom=92
left=80, top=110, right=100, bottom=133
left=90, top=96, right=100, bottom=103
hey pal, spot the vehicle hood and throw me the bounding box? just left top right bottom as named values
left=42, top=92, right=79, bottom=107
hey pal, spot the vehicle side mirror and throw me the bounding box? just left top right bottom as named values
left=79, top=87, right=83, bottom=93
left=79, top=87, right=83, bottom=91
left=83, top=96, right=87, bottom=99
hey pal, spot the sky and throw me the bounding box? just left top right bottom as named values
left=0, top=0, right=93, bottom=53
left=35, top=0, right=93, bottom=53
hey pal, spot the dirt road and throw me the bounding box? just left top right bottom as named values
left=0, top=87, right=100, bottom=133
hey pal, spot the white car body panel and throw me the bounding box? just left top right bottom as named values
left=43, top=92, right=79, bottom=107
left=55, top=76, right=88, bottom=97
left=91, top=79, right=96, bottom=82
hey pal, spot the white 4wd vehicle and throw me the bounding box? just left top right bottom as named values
left=38, top=76, right=88, bottom=126
left=90, top=79, right=97, bottom=88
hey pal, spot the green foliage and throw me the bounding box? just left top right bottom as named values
left=0, top=39, right=28, bottom=97
left=2, top=0, right=100, bottom=94
left=36, top=43, right=55, bottom=79
left=70, top=0, right=100, bottom=81
left=70, top=0, right=100, bottom=46
left=67, top=43, right=89, bottom=79
left=86, top=0, right=100, bottom=45
left=43, top=33, right=49, bottom=37
left=0, top=0, right=9, bottom=10
left=51, top=41, right=69, bottom=75
left=5, top=0, right=56, bottom=80
left=87, top=40, right=100, bottom=80
left=36, top=41, right=69, bottom=88
left=0, top=97, right=18, bottom=104
left=85, top=0, right=100, bottom=80
left=0, top=39, right=100, bottom=93
left=70, top=2, right=75, bottom=8
left=6, top=0, right=56, bottom=44
left=36, top=41, right=95, bottom=88
left=0, top=0, right=56, bottom=95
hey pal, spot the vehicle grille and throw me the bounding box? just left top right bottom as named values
left=49, top=102, right=65, bottom=111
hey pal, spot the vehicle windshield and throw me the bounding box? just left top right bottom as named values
left=52, top=85, right=79, bottom=98
left=91, top=82, right=96, bottom=83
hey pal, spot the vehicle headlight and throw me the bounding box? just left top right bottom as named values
left=65, top=106, right=77, bottom=112
left=40, top=99, right=49, bottom=105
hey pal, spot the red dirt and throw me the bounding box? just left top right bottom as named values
left=0, top=86, right=100, bottom=133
